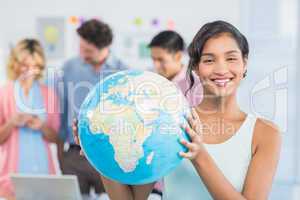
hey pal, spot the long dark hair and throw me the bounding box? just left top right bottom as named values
left=186, top=20, right=249, bottom=93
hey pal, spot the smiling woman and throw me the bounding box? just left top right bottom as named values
left=187, top=21, right=249, bottom=98
left=163, top=20, right=281, bottom=200
left=195, top=33, right=246, bottom=97
left=84, top=21, right=281, bottom=200
left=7, top=39, right=45, bottom=81
left=0, top=39, right=60, bottom=198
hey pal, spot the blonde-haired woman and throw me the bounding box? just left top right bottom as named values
left=0, top=39, right=60, bottom=198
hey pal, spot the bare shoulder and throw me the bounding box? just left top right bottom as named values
left=252, top=118, right=282, bottom=154
left=255, top=118, right=281, bottom=136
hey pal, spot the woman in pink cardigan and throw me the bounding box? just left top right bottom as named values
left=0, top=39, right=60, bottom=198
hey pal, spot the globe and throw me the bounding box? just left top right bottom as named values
left=78, top=70, right=191, bottom=185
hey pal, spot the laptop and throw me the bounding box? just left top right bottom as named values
left=11, top=174, right=82, bottom=200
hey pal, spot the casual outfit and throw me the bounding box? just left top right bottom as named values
left=0, top=81, right=60, bottom=197
left=163, top=114, right=257, bottom=200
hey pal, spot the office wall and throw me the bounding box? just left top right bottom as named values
left=0, top=0, right=241, bottom=83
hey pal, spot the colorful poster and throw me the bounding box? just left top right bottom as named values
left=36, top=17, right=65, bottom=60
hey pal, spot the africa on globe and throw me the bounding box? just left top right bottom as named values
left=78, top=70, right=191, bottom=185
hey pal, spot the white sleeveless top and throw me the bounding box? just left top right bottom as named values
left=163, top=114, right=257, bottom=200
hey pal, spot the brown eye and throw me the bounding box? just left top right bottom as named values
left=227, top=57, right=237, bottom=61
left=203, top=59, right=213, bottom=64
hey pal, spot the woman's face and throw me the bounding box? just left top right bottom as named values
left=196, top=33, right=247, bottom=97
left=15, top=54, right=42, bottom=80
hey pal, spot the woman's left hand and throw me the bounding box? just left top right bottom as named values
left=179, top=108, right=205, bottom=160
left=27, top=115, right=44, bottom=130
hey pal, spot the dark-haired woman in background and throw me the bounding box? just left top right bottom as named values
left=73, top=21, right=281, bottom=200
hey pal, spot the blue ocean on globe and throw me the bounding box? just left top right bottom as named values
left=78, top=70, right=191, bottom=185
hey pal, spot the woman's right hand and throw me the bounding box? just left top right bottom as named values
left=10, top=113, right=32, bottom=127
